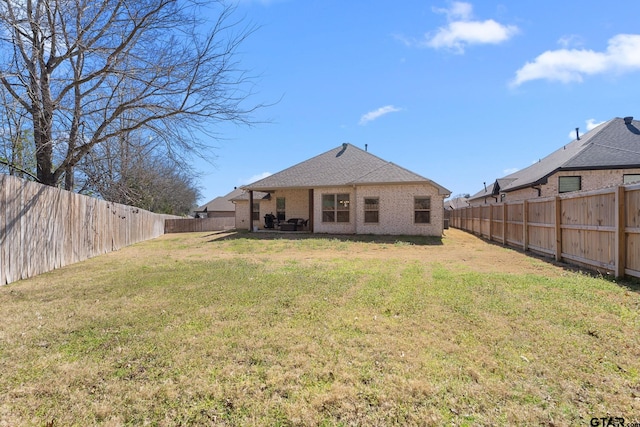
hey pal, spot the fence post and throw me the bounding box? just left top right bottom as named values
left=554, top=196, right=562, bottom=262
left=615, top=185, right=626, bottom=278
left=502, top=203, right=507, bottom=245
left=489, top=204, right=494, bottom=242
left=523, top=200, right=529, bottom=251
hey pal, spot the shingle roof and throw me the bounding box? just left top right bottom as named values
left=197, top=188, right=243, bottom=212
left=467, top=180, right=499, bottom=203
left=475, top=116, right=640, bottom=195
left=444, top=197, right=469, bottom=210
left=242, top=143, right=450, bottom=195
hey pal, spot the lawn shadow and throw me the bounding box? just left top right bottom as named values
left=203, top=230, right=443, bottom=246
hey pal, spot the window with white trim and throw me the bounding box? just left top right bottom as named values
left=322, top=193, right=350, bottom=222
left=364, top=198, right=379, bottom=223
left=414, top=197, right=431, bottom=224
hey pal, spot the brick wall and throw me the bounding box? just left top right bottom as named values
left=503, top=168, right=640, bottom=202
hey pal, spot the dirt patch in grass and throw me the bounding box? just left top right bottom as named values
left=1, top=229, right=638, bottom=426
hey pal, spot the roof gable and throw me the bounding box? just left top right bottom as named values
left=243, top=143, right=450, bottom=194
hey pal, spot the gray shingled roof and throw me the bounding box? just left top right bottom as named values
left=444, top=197, right=469, bottom=210
left=242, top=143, right=450, bottom=195
left=467, top=180, right=499, bottom=203
left=473, top=116, right=640, bottom=196
left=197, top=188, right=243, bottom=212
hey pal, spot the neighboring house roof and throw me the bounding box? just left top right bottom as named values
left=467, top=181, right=499, bottom=203
left=242, top=143, right=451, bottom=195
left=444, top=197, right=469, bottom=210
left=197, top=188, right=244, bottom=212
left=500, top=116, right=640, bottom=193
left=471, top=116, right=640, bottom=198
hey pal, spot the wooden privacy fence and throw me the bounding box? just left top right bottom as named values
left=0, top=174, right=177, bottom=285
left=449, top=183, right=640, bottom=279
left=165, top=217, right=235, bottom=233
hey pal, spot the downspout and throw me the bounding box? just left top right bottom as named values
left=532, top=185, right=541, bottom=197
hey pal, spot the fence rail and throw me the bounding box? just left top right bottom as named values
left=1, top=175, right=176, bottom=285
left=449, top=183, right=640, bottom=279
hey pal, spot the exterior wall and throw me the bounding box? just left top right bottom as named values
left=207, top=211, right=234, bottom=218
left=263, top=189, right=310, bottom=222
left=502, top=168, right=640, bottom=202
left=234, top=200, right=251, bottom=230
left=314, top=183, right=446, bottom=236
left=355, top=183, right=445, bottom=236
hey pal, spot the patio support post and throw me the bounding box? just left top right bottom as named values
left=249, top=190, right=254, bottom=232
left=308, top=189, right=314, bottom=232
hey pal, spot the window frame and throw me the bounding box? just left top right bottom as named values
left=252, top=202, right=260, bottom=221
left=558, top=176, right=581, bottom=193
left=414, top=196, right=431, bottom=224
left=322, top=193, right=350, bottom=223
left=364, top=197, right=379, bottom=223
left=623, top=174, right=640, bottom=185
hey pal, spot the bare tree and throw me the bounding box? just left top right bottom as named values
left=79, top=129, right=201, bottom=215
left=0, top=0, right=260, bottom=189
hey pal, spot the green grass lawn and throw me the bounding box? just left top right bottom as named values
left=0, top=230, right=638, bottom=426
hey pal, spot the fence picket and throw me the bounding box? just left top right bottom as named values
left=0, top=175, right=177, bottom=285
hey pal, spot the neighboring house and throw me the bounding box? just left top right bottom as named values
left=195, top=188, right=242, bottom=219
left=444, top=196, right=469, bottom=210
left=236, top=143, right=451, bottom=236
left=468, top=116, right=640, bottom=205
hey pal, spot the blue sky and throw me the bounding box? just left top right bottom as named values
left=194, top=0, right=640, bottom=204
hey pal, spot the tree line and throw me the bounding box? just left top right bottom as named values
left=0, top=0, right=261, bottom=215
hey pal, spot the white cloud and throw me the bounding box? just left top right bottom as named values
left=557, top=34, right=584, bottom=49
left=511, top=34, right=640, bottom=86
left=503, top=167, right=519, bottom=175
left=422, top=2, right=519, bottom=53
left=241, top=172, right=272, bottom=185
left=586, top=118, right=605, bottom=131
left=359, top=105, right=402, bottom=125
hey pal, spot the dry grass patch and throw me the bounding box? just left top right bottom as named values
left=0, top=229, right=638, bottom=426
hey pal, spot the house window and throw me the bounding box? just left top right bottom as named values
left=276, top=197, right=286, bottom=221
left=364, top=198, right=379, bottom=223
left=414, top=197, right=431, bottom=224
left=322, top=193, right=350, bottom=223
left=623, top=174, right=640, bottom=184
left=558, top=176, right=581, bottom=193
left=252, top=202, right=260, bottom=221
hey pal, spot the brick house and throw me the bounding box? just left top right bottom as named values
left=194, top=188, right=241, bottom=219
left=234, top=143, right=451, bottom=236
left=468, top=116, right=640, bottom=205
